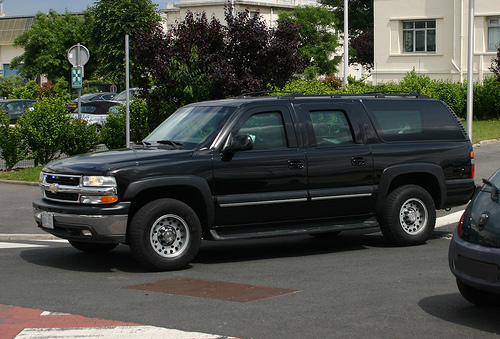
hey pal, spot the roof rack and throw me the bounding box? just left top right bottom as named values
left=234, top=90, right=430, bottom=99
left=236, top=91, right=303, bottom=98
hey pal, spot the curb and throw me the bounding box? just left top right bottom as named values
left=0, top=179, right=38, bottom=186
left=0, top=234, right=60, bottom=241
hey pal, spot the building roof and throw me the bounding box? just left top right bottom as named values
left=0, top=16, right=34, bottom=44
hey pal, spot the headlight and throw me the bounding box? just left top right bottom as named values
left=82, top=176, right=117, bottom=187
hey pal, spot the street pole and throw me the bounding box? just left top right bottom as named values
left=343, top=0, right=349, bottom=85
left=467, top=0, right=474, bottom=142
left=76, top=43, right=81, bottom=120
left=125, top=35, right=130, bottom=148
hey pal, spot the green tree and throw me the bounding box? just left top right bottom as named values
left=85, top=0, right=162, bottom=86
left=0, top=76, right=24, bottom=98
left=10, top=10, right=86, bottom=83
left=279, top=5, right=339, bottom=79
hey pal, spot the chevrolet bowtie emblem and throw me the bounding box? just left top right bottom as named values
left=49, top=184, right=59, bottom=193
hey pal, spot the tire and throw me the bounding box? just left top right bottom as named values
left=68, top=240, right=118, bottom=253
left=456, top=279, right=500, bottom=307
left=380, top=184, right=436, bottom=246
left=128, top=198, right=202, bottom=271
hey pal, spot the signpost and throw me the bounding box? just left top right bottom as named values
left=67, top=44, right=90, bottom=119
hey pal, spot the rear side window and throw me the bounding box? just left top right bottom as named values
left=362, top=99, right=465, bottom=142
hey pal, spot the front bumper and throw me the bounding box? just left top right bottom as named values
left=33, top=198, right=130, bottom=244
left=449, top=229, right=500, bottom=294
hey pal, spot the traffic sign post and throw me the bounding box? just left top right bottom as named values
left=67, top=44, right=90, bottom=119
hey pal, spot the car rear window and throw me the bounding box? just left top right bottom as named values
left=362, top=99, right=465, bottom=142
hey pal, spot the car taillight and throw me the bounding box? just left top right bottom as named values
left=457, top=211, right=465, bottom=237
left=470, top=151, right=475, bottom=178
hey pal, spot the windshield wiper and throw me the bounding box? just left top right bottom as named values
left=157, top=140, right=183, bottom=149
left=133, top=141, right=151, bottom=148
left=482, top=178, right=499, bottom=201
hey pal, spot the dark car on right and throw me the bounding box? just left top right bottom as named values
left=449, top=169, right=500, bottom=306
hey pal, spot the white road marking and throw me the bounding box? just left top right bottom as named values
left=16, top=326, right=237, bottom=338
left=0, top=242, right=48, bottom=249
left=435, top=210, right=463, bottom=228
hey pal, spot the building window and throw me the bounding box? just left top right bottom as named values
left=403, top=20, right=436, bottom=53
left=488, top=17, right=500, bottom=51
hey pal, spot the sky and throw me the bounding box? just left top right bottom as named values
left=1, top=0, right=174, bottom=17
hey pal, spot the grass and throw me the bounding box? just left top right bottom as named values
left=1, top=119, right=500, bottom=183
left=468, top=119, right=500, bottom=145
left=0, top=166, right=42, bottom=182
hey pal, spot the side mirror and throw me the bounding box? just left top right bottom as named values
left=221, top=135, right=253, bottom=160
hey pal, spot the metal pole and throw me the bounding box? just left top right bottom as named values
left=125, top=35, right=130, bottom=148
left=77, top=43, right=81, bottom=120
left=343, top=0, right=349, bottom=85
left=466, top=0, right=474, bottom=142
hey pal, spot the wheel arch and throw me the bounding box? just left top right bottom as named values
left=377, top=163, right=445, bottom=214
left=123, top=176, right=214, bottom=237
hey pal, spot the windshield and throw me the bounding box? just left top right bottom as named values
left=144, top=105, right=234, bottom=149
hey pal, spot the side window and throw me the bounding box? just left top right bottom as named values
left=237, top=112, right=287, bottom=150
left=363, top=100, right=465, bottom=141
left=309, top=111, right=353, bottom=147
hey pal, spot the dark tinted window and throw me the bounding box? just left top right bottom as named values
left=309, top=111, right=353, bottom=147
left=362, top=99, right=465, bottom=142
left=237, top=112, right=287, bottom=149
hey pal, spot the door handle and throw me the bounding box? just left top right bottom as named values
left=351, top=157, right=366, bottom=166
left=288, top=160, right=305, bottom=170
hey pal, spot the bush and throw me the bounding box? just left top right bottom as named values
left=17, top=97, right=71, bottom=165
left=101, top=99, right=150, bottom=149
left=60, top=118, right=100, bottom=157
left=0, top=109, right=26, bottom=170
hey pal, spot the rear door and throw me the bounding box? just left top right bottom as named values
left=299, top=102, right=375, bottom=218
left=212, top=105, right=308, bottom=226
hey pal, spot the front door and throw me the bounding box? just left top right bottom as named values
left=212, top=105, right=308, bottom=227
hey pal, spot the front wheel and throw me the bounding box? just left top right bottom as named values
left=380, top=184, right=436, bottom=246
left=128, top=198, right=202, bottom=271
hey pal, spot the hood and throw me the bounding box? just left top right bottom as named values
left=42, top=148, right=194, bottom=175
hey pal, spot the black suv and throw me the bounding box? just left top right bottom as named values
left=33, top=93, right=475, bottom=270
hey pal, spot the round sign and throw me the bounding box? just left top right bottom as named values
left=67, top=44, right=90, bottom=66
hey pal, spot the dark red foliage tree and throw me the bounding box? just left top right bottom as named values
left=132, top=5, right=303, bottom=128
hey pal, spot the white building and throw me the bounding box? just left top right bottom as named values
left=0, top=15, right=34, bottom=79
left=161, top=0, right=317, bottom=28
left=373, top=0, right=500, bottom=84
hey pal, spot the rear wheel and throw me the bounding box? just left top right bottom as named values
left=380, top=185, right=436, bottom=246
left=457, top=279, right=500, bottom=307
left=68, top=240, right=118, bottom=253
left=128, top=198, right=201, bottom=271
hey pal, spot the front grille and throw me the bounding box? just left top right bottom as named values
left=45, top=174, right=81, bottom=186
left=45, top=191, right=79, bottom=202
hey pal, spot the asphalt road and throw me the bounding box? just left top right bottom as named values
left=0, top=142, right=498, bottom=338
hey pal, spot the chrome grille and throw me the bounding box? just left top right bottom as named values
left=44, top=174, right=81, bottom=186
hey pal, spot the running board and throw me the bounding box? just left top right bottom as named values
left=208, top=219, right=379, bottom=241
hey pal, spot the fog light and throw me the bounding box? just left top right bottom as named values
left=82, top=230, right=92, bottom=236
